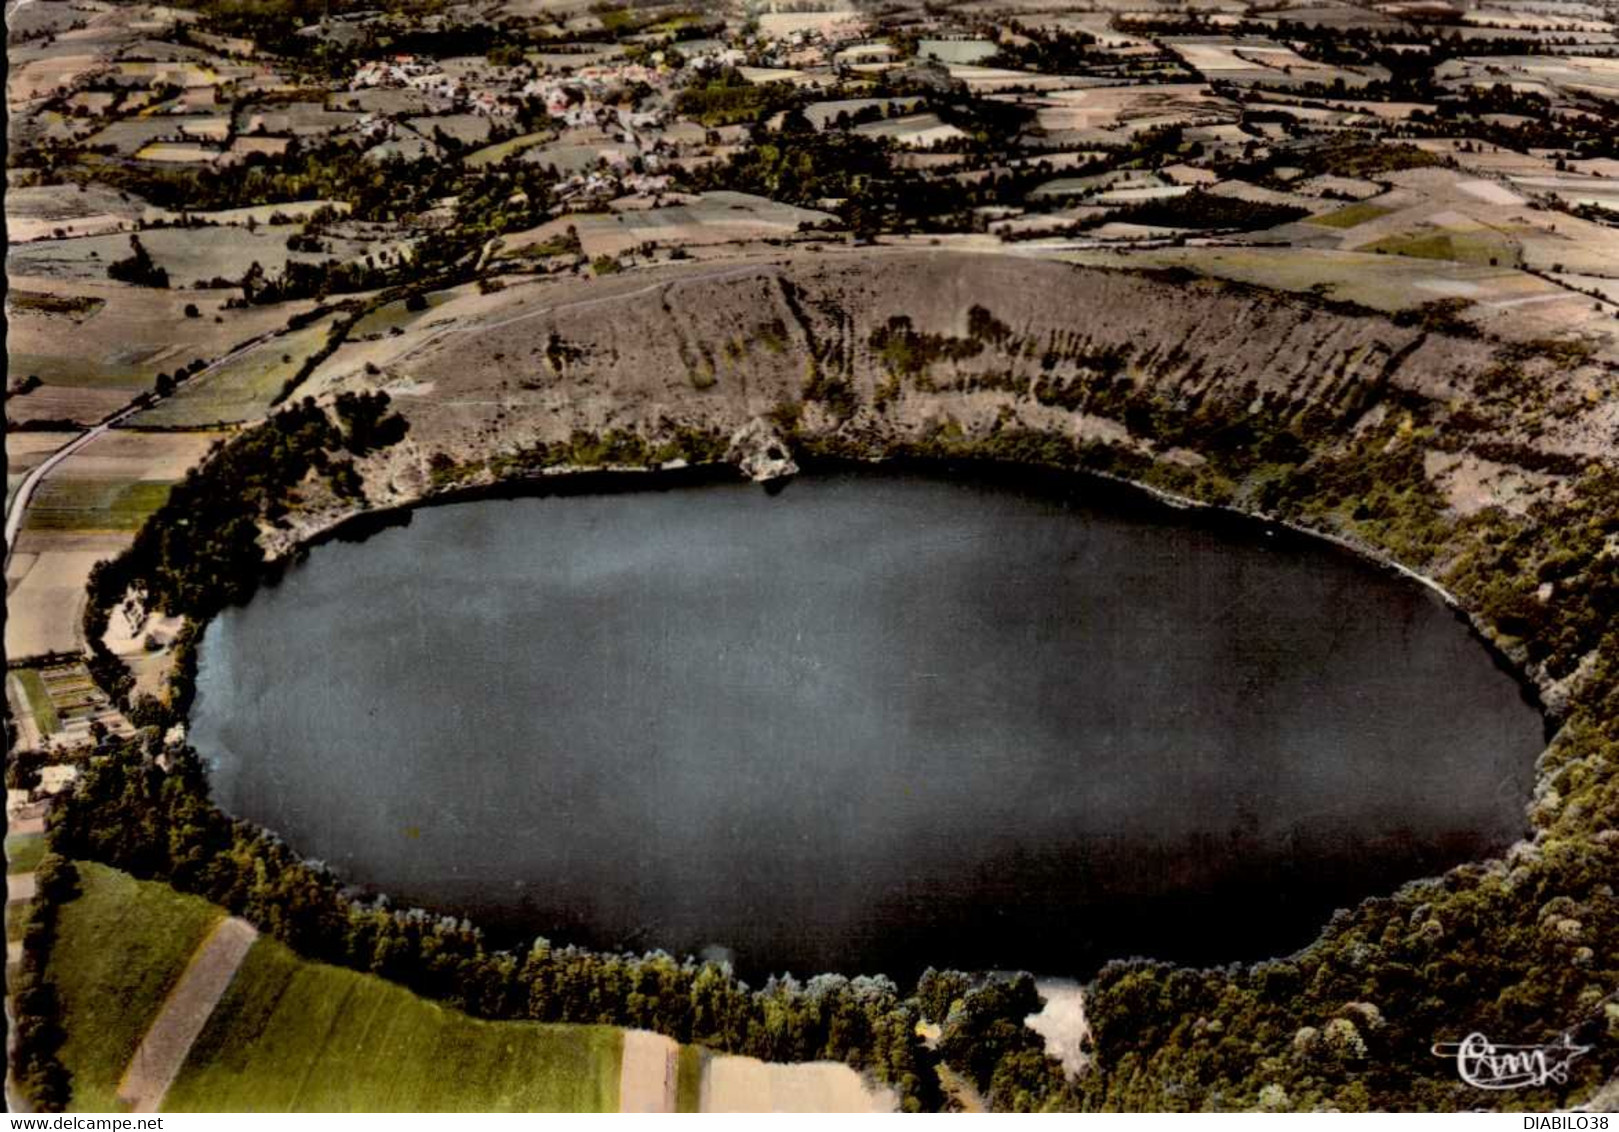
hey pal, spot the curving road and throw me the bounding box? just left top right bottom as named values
left=6, top=260, right=794, bottom=574
left=3, top=329, right=283, bottom=573
left=5, top=404, right=143, bottom=569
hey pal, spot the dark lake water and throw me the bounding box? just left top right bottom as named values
left=193, top=468, right=1544, bottom=980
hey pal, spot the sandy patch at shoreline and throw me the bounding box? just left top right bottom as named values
left=1028, top=980, right=1091, bottom=1077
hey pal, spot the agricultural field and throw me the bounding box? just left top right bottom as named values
left=6, top=278, right=322, bottom=425
left=9, top=668, right=63, bottom=741
left=852, top=113, right=966, bottom=148
left=6, top=429, right=224, bottom=659
left=225, top=136, right=290, bottom=160
left=6, top=535, right=134, bottom=658
left=240, top=103, right=361, bottom=136
left=1164, top=36, right=1378, bottom=88
left=521, top=138, right=634, bottom=173
left=1027, top=84, right=1237, bottom=142
left=756, top=8, right=863, bottom=39
left=410, top=113, right=498, bottom=149
left=11, top=226, right=333, bottom=287
left=164, top=935, right=623, bottom=1112
left=465, top=129, right=555, bottom=168
left=24, top=479, right=174, bottom=532
left=80, top=118, right=182, bottom=157
left=134, top=142, right=224, bottom=163
left=1307, top=200, right=1395, bottom=229
left=1358, top=226, right=1518, bottom=267
left=1058, top=244, right=1608, bottom=341
left=947, top=64, right=1088, bottom=91
left=917, top=38, right=999, bottom=65
left=29, top=428, right=221, bottom=501
left=6, top=431, right=77, bottom=509
left=347, top=291, right=456, bottom=338
left=6, top=833, right=48, bottom=876
left=1435, top=52, right=1619, bottom=102
left=7, top=661, right=130, bottom=749
left=131, top=315, right=342, bottom=428
left=47, top=863, right=226, bottom=1114
left=6, top=183, right=171, bottom=242
left=516, top=192, right=836, bottom=258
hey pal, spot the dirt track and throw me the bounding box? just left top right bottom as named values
left=7, top=873, right=37, bottom=904
left=618, top=1030, right=678, bottom=1112
left=117, top=917, right=258, bottom=1113
left=700, top=1055, right=897, bottom=1112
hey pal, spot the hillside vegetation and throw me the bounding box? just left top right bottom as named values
left=40, top=863, right=224, bottom=1112
left=166, top=934, right=622, bottom=1112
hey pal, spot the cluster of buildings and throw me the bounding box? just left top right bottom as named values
left=555, top=168, right=672, bottom=208
left=753, top=18, right=877, bottom=71
left=351, top=54, right=451, bottom=93
left=350, top=54, right=520, bottom=117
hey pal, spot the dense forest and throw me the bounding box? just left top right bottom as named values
left=10, top=855, right=80, bottom=1111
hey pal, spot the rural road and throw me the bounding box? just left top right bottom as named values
left=3, top=403, right=143, bottom=569
left=6, top=262, right=771, bottom=576
left=117, top=916, right=258, bottom=1113
left=3, top=328, right=282, bottom=574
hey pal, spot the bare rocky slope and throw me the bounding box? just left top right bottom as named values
left=279, top=251, right=1615, bottom=704
left=315, top=250, right=1613, bottom=501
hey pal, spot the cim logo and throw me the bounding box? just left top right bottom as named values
left=1432, top=1032, right=1592, bottom=1090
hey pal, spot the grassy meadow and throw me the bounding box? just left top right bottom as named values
left=165, top=936, right=623, bottom=1112
left=1307, top=200, right=1393, bottom=229
left=7, top=833, right=48, bottom=875
left=50, top=863, right=225, bottom=1112
left=23, top=479, right=174, bottom=532
left=12, top=668, right=62, bottom=735
left=133, top=316, right=337, bottom=427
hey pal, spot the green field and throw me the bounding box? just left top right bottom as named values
left=9, top=225, right=309, bottom=286
left=466, top=131, right=553, bottom=169
left=1059, top=245, right=1512, bottom=314
left=7, top=833, right=48, bottom=875
left=1358, top=228, right=1515, bottom=266
left=23, top=479, right=174, bottom=532
left=165, top=935, right=623, bottom=1112
left=133, top=317, right=336, bottom=427
left=1308, top=200, right=1393, bottom=229
left=8, top=351, right=148, bottom=390
left=51, top=863, right=225, bottom=1112
left=13, top=667, right=62, bottom=734
left=349, top=291, right=451, bottom=337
